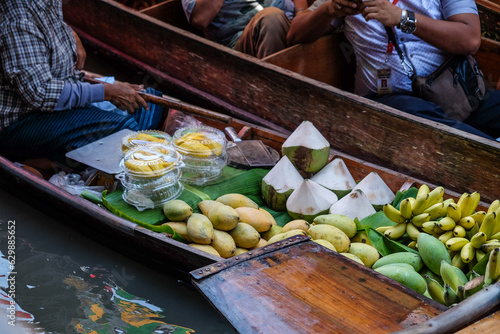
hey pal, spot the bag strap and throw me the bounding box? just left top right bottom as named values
left=385, top=26, right=415, bottom=78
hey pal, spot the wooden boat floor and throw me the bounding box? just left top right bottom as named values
left=190, top=236, right=446, bottom=334
left=457, top=307, right=500, bottom=334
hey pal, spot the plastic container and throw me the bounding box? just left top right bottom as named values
left=172, top=125, right=228, bottom=185
left=121, top=130, right=171, bottom=155
left=118, top=144, right=184, bottom=210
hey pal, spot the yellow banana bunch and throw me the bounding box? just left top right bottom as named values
left=383, top=204, right=406, bottom=224
left=460, top=242, right=475, bottom=263
left=446, top=203, right=462, bottom=222
left=384, top=223, right=407, bottom=240
left=452, top=224, right=467, bottom=238
left=406, top=222, right=421, bottom=241
left=446, top=237, right=470, bottom=252
left=487, top=199, right=500, bottom=215
left=411, top=213, right=431, bottom=228
left=479, top=212, right=497, bottom=239
left=470, top=232, right=487, bottom=249
left=437, top=216, right=456, bottom=231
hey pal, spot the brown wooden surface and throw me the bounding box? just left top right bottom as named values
left=63, top=0, right=500, bottom=205
left=263, top=33, right=355, bottom=91
left=191, top=236, right=446, bottom=334
left=457, top=308, right=500, bottom=333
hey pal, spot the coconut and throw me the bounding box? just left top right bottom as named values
left=310, top=158, right=356, bottom=198
left=261, top=156, right=304, bottom=211
left=352, top=172, right=395, bottom=211
left=329, top=189, right=376, bottom=221
left=286, top=179, right=338, bottom=223
left=281, top=121, right=330, bottom=173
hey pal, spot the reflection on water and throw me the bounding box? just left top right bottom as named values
left=0, top=188, right=236, bottom=334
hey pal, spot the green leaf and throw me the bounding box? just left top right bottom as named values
left=360, top=211, right=396, bottom=229
left=468, top=251, right=490, bottom=276
left=365, top=226, right=418, bottom=257
left=81, top=189, right=104, bottom=205
left=393, top=187, right=418, bottom=209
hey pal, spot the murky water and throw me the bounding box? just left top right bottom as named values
left=0, top=187, right=237, bottom=334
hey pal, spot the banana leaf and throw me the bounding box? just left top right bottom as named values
left=393, top=187, right=418, bottom=209
left=365, top=226, right=419, bottom=256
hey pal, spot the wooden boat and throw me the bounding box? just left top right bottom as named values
left=62, top=0, right=500, bottom=206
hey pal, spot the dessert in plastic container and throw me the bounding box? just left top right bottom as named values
left=172, top=126, right=228, bottom=185
left=121, top=130, right=171, bottom=155
left=118, top=144, right=184, bottom=210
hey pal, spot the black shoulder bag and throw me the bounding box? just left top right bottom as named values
left=386, top=26, right=489, bottom=121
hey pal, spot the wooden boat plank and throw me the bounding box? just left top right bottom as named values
left=63, top=0, right=500, bottom=204
left=456, top=308, right=500, bottom=334
left=190, top=236, right=446, bottom=334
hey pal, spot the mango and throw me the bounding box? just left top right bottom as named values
left=211, top=229, right=236, bottom=258
left=417, top=233, right=451, bottom=275
left=307, top=224, right=350, bottom=253
left=340, top=252, right=364, bottom=265
left=163, top=222, right=192, bottom=243
left=372, top=252, right=423, bottom=271
left=187, top=213, right=214, bottom=245
left=260, top=225, right=283, bottom=241
left=348, top=243, right=380, bottom=268
left=235, top=207, right=274, bottom=232
left=216, top=193, right=259, bottom=209
left=267, top=229, right=307, bottom=245
left=313, top=214, right=357, bottom=238
left=313, top=239, right=337, bottom=252
left=282, top=219, right=310, bottom=233
left=163, top=199, right=193, bottom=221
left=375, top=263, right=427, bottom=295
left=208, top=204, right=239, bottom=231
left=229, top=223, right=261, bottom=249
left=198, top=200, right=223, bottom=216
left=189, top=244, right=221, bottom=257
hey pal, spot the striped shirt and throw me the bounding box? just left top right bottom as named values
left=0, top=0, right=82, bottom=131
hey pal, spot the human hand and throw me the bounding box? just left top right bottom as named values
left=330, top=0, right=363, bottom=16
left=103, top=82, right=149, bottom=114
left=360, top=0, right=401, bottom=26
left=72, top=31, right=87, bottom=70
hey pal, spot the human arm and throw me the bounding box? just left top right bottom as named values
left=188, top=0, right=225, bottom=30
left=360, top=0, right=481, bottom=55
left=72, top=30, right=86, bottom=70
left=287, top=0, right=361, bottom=45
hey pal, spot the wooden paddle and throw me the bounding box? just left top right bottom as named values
left=83, top=71, right=232, bottom=124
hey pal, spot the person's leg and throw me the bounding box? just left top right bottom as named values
left=370, top=94, right=494, bottom=140
left=464, top=89, right=500, bottom=140
left=234, top=7, right=290, bottom=59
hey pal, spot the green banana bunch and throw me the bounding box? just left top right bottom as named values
left=423, top=275, right=446, bottom=305
left=440, top=259, right=468, bottom=293
left=443, top=283, right=458, bottom=306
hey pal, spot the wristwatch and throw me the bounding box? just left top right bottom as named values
left=399, top=10, right=417, bottom=34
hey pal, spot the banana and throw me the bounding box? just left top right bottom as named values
left=470, top=232, right=487, bottom=249
left=457, top=193, right=476, bottom=218
left=458, top=216, right=475, bottom=230
left=443, top=283, right=458, bottom=306
left=384, top=223, right=407, bottom=240
left=438, top=231, right=454, bottom=245
left=468, top=192, right=481, bottom=215
left=423, top=275, right=446, bottom=305
left=456, top=285, right=466, bottom=303
left=487, top=199, right=500, bottom=215
left=426, top=186, right=445, bottom=209
left=446, top=202, right=462, bottom=222
left=460, top=242, right=475, bottom=263
left=375, top=226, right=393, bottom=234
left=440, top=259, right=469, bottom=292
left=424, top=202, right=446, bottom=221
left=452, top=251, right=466, bottom=270
left=490, top=231, right=500, bottom=240
left=456, top=192, right=468, bottom=211
left=446, top=237, right=470, bottom=252
left=406, top=222, right=421, bottom=241
left=482, top=240, right=500, bottom=253
left=383, top=204, right=406, bottom=224
left=470, top=211, right=486, bottom=226
left=484, top=247, right=500, bottom=286
left=411, top=213, right=431, bottom=228
left=437, top=216, right=456, bottom=231
left=452, top=224, right=467, bottom=238
left=479, top=212, right=497, bottom=239
left=412, top=194, right=430, bottom=216
left=407, top=240, right=418, bottom=250
left=417, top=184, right=430, bottom=198
left=421, top=221, right=438, bottom=234
left=476, top=249, right=487, bottom=262
left=399, top=198, right=413, bottom=220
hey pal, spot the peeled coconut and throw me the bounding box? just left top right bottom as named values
left=329, top=189, right=376, bottom=221
left=282, top=121, right=330, bottom=173
left=286, top=179, right=338, bottom=223
left=352, top=172, right=395, bottom=211
left=310, top=158, right=356, bottom=198
left=261, top=156, right=304, bottom=211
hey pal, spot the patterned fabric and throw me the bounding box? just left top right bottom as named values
left=343, top=0, right=478, bottom=96
left=0, top=88, right=164, bottom=160
left=182, top=0, right=294, bottom=47
left=0, top=0, right=81, bottom=131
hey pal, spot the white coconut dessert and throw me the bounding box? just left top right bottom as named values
left=329, top=189, right=376, bottom=221
left=310, top=158, right=357, bottom=199
left=352, top=172, right=395, bottom=211
left=281, top=121, right=330, bottom=174
left=261, top=155, right=304, bottom=211
left=286, top=179, right=338, bottom=223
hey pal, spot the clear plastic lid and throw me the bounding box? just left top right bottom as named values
left=121, top=130, right=171, bottom=155
left=120, top=144, right=182, bottom=178
left=172, top=126, right=226, bottom=158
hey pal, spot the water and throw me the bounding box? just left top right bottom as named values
left=0, top=187, right=237, bottom=334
